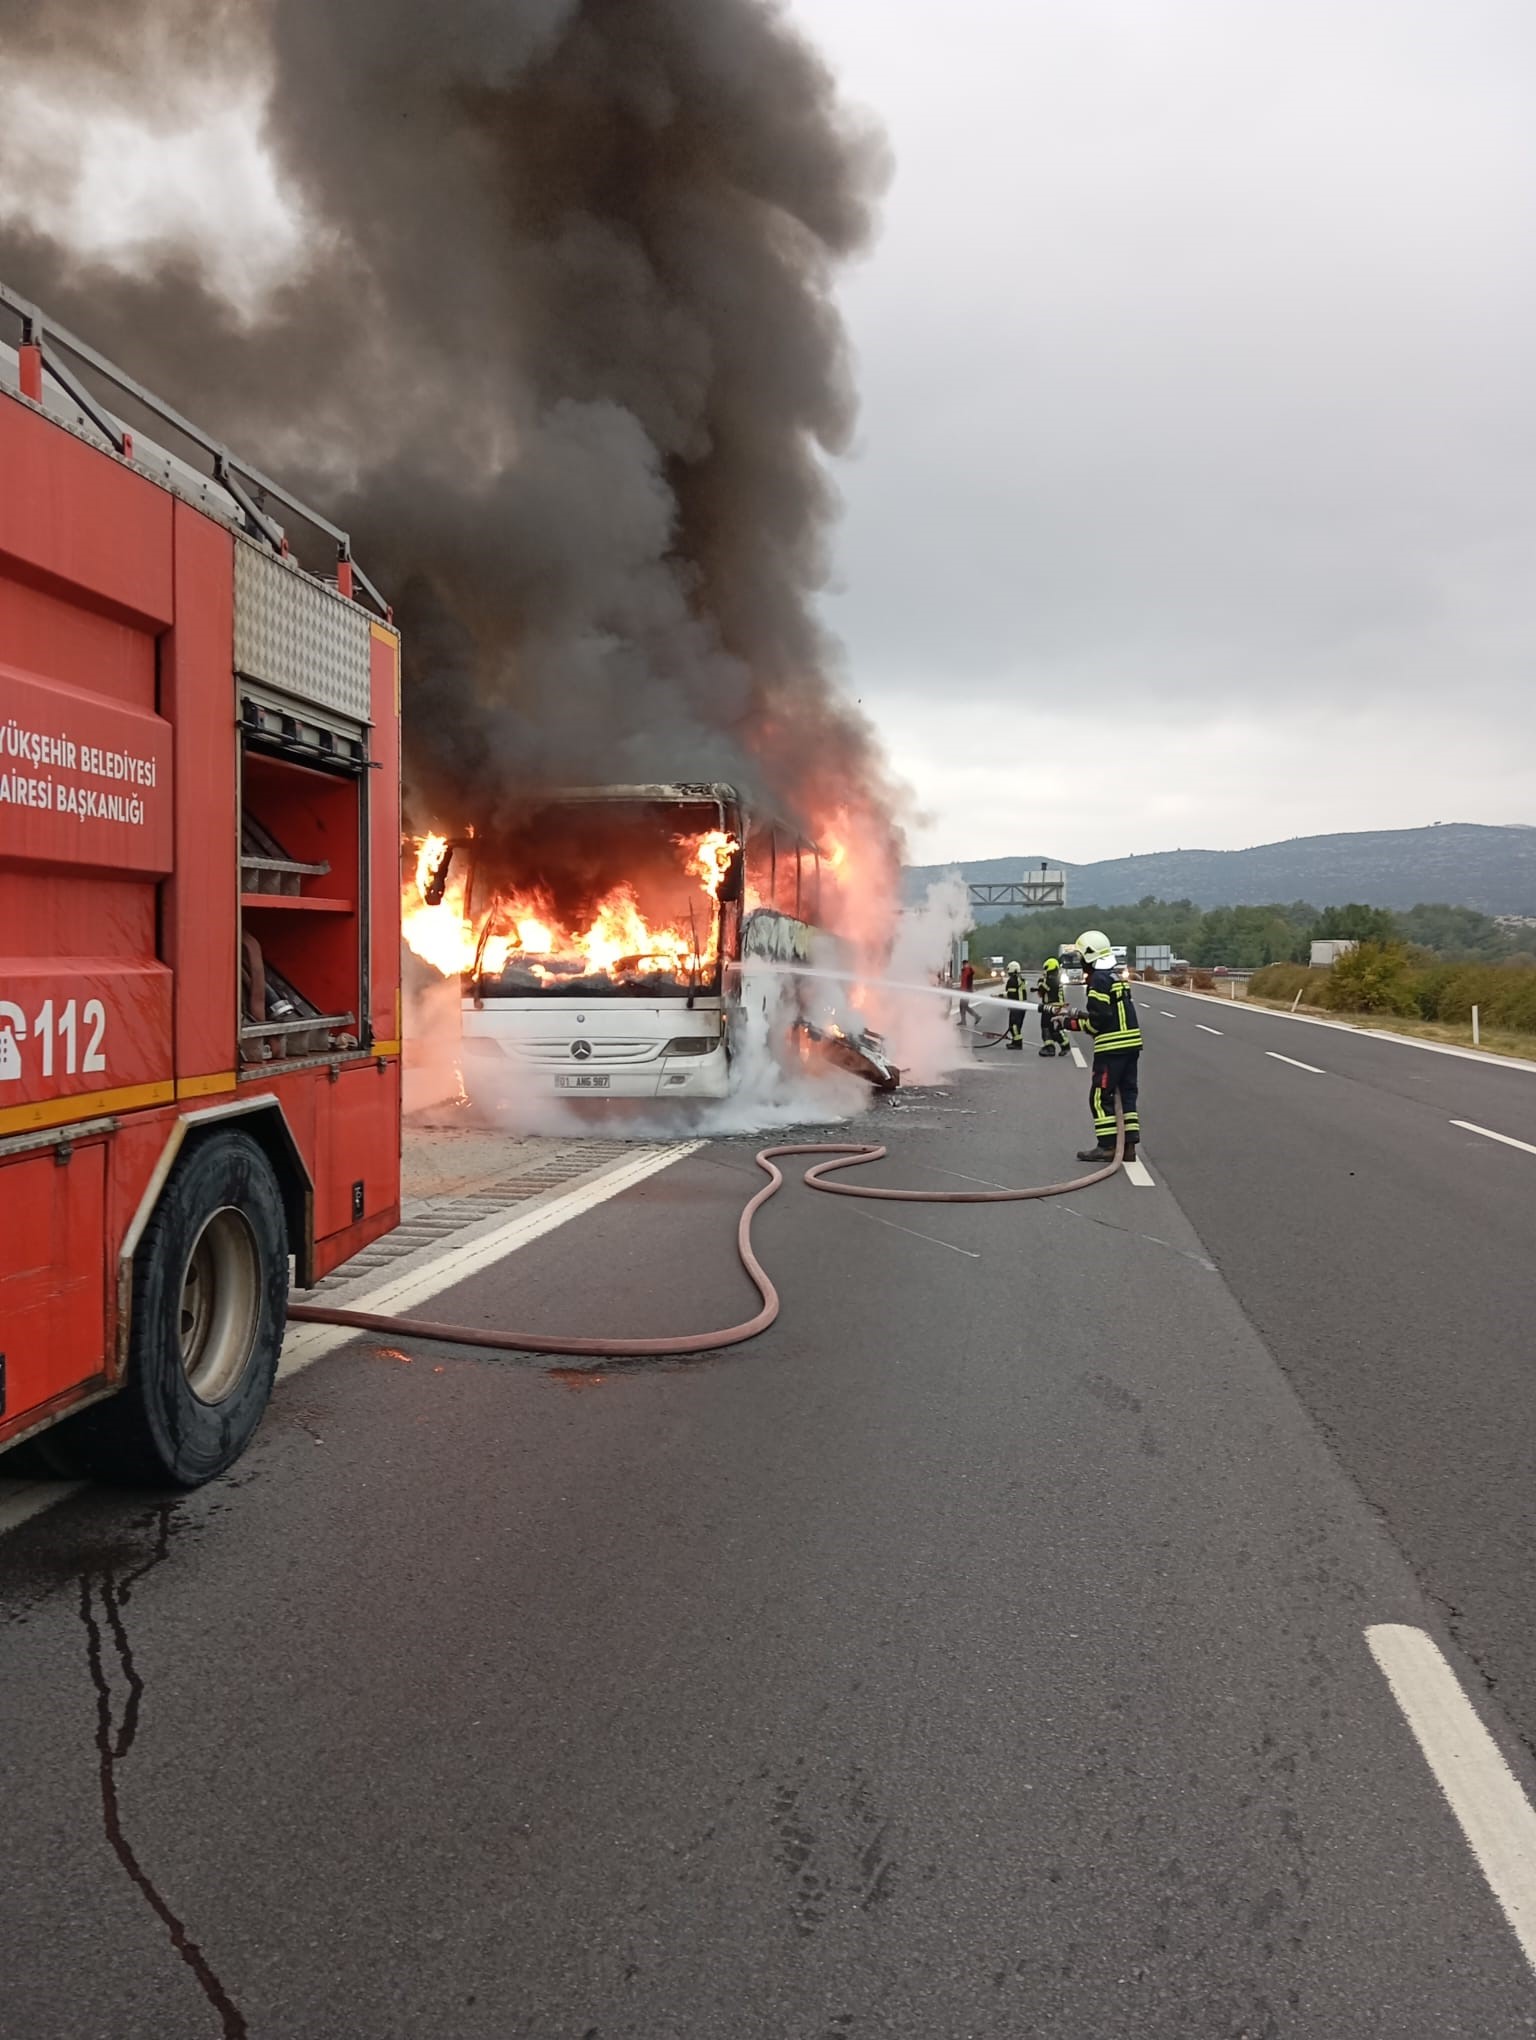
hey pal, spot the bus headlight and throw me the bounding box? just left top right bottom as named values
left=663, top=1036, right=719, bottom=1055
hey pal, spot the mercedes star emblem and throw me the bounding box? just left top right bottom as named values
left=570, top=1039, right=593, bottom=1061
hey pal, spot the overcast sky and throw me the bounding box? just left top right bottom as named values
left=793, top=0, right=1536, bottom=862
left=6, top=2, right=1533, bottom=868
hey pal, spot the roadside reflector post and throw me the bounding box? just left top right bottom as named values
left=1291, top=988, right=1304, bottom=1011
left=1472, top=1004, right=1480, bottom=1047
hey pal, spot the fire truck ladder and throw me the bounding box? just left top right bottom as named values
left=0, top=280, right=388, bottom=614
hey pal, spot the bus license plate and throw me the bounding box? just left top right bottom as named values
left=556, top=1073, right=610, bottom=1090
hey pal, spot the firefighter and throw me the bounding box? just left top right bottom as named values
left=1035, top=954, right=1068, bottom=1057
left=1064, top=929, right=1141, bottom=1160
left=958, top=955, right=976, bottom=1026
left=1003, top=959, right=1027, bottom=1049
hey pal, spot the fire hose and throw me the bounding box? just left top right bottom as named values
left=285, top=1109, right=1124, bottom=1361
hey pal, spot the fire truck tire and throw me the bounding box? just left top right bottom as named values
left=64, top=1131, right=289, bottom=1488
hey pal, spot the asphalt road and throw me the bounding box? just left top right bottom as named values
left=3, top=1042, right=1536, bottom=2037
left=1140, top=989, right=1536, bottom=1760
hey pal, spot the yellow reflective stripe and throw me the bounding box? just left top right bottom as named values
left=0, top=1079, right=175, bottom=1137
left=371, top=1039, right=402, bottom=1057
left=176, top=1071, right=238, bottom=1100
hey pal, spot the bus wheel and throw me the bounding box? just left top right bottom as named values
left=66, top=1131, right=289, bottom=1488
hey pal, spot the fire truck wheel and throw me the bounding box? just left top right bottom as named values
left=64, top=1131, right=289, bottom=1488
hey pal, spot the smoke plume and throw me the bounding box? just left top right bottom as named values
left=0, top=0, right=902, bottom=866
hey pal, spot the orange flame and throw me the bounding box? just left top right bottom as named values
left=402, top=828, right=733, bottom=984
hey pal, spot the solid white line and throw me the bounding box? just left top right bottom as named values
left=862, top=1214, right=980, bottom=1258
left=0, top=1143, right=704, bottom=1542
left=1122, top=1158, right=1155, bottom=1188
left=1069, top=1041, right=1087, bottom=1068
left=278, top=1141, right=704, bottom=1379
left=0, top=1479, right=84, bottom=1536
left=1450, top=1120, right=1536, bottom=1159
left=1196, top=1023, right=1223, bottom=1036
left=1267, top=1051, right=1325, bottom=1074
left=1366, top=1623, right=1536, bottom=1975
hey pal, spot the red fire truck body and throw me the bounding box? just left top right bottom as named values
left=0, top=291, right=401, bottom=1484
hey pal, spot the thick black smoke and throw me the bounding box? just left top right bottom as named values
left=0, top=0, right=902, bottom=864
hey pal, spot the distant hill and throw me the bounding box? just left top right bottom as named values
left=905, top=824, right=1536, bottom=919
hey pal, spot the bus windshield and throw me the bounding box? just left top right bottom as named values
left=452, top=797, right=739, bottom=1000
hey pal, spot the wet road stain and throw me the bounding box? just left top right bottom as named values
left=75, top=1507, right=247, bottom=2039
left=546, top=1369, right=609, bottom=1392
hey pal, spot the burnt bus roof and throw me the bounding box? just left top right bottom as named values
left=502, top=785, right=820, bottom=849
left=519, top=783, right=742, bottom=806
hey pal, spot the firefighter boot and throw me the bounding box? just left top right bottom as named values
left=1077, top=1145, right=1117, bottom=1163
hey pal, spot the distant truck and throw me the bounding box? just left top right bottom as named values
left=1, top=286, right=403, bottom=1485
left=1310, top=939, right=1358, bottom=967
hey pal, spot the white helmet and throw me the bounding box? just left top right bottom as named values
left=1075, top=929, right=1113, bottom=966
left=1008, top=959, right=1021, bottom=974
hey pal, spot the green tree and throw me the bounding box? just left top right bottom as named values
left=1320, top=942, right=1420, bottom=1016
left=1311, top=903, right=1398, bottom=944
left=1393, top=902, right=1513, bottom=958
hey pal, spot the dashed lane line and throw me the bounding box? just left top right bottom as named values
left=1267, top=1051, right=1325, bottom=1074
left=1151, top=984, right=1536, bottom=1073
left=1196, top=1023, right=1223, bottom=1036
left=1159, top=1010, right=1177, bottom=1018
left=1450, top=1120, right=1536, bottom=1159
left=1366, top=1623, right=1536, bottom=1977
left=1069, top=1041, right=1087, bottom=1068
left=1122, top=1157, right=1155, bottom=1188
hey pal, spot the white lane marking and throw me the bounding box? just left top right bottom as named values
left=1267, top=1051, right=1325, bottom=1074
left=1122, top=1158, right=1155, bottom=1188
left=1159, top=1010, right=1177, bottom=1018
left=279, top=1141, right=703, bottom=1380
left=1069, top=1041, right=1087, bottom=1068
left=860, top=1214, right=981, bottom=1259
left=1366, top=1623, right=1536, bottom=1976
left=1151, top=985, right=1536, bottom=1073
left=0, top=1479, right=84, bottom=1536
left=0, top=1144, right=703, bottom=1542
left=1196, top=1023, right=1223, bottom=1036
left=1450, top=1120, right=1536, bottom=1159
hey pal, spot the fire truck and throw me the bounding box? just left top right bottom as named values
left=0, top=286, right=402, bottom=1486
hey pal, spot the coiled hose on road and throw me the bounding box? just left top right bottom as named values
left=285, top=1111, right=1124, bottom=1362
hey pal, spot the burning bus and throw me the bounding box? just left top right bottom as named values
left=402, top=783, right=898, bottom=1102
